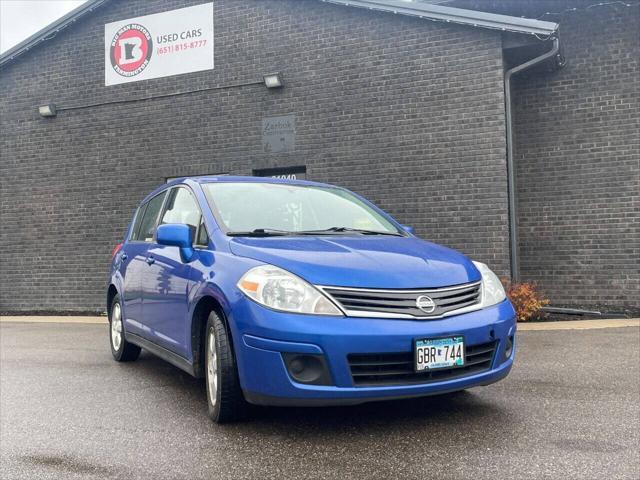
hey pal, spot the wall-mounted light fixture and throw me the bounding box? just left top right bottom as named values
left=35, top=74, right=285, bottom=117
left=263, top=73, right=284, bottom=89
left=38, top=104, right=57, bottom=117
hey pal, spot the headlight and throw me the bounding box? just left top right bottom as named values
left=473, top=261, right=507, bottom=307
left=237, top=265, right=343, bottom=316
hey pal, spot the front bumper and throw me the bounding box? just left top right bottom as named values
left=229, top=298, right=517, bottom=406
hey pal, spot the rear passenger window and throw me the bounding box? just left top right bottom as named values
left=135, top=192, right=167, bottom=242
left=129, top=205, right=147, bottom=241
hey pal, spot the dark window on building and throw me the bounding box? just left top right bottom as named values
left=135, top=191, right=167, bottom=242
left=253, top=166, right=306, bottom=180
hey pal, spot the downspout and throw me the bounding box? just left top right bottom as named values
left=504, top=37, right=561, bottom=282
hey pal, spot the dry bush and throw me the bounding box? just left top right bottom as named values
left=504, top=281, right=550, bottom=322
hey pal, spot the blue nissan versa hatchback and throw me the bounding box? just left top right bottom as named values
left=108, top=176, right=516, bottom=422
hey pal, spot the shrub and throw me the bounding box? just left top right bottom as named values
left=504, top=281, right=549, bottom=322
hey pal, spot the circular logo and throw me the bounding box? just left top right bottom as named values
left=110, top=23, right=153, bottom=77
left=416, top=295, right=436, bottom=314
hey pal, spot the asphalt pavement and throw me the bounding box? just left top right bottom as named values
left=1, top=322, right=638, bottom=479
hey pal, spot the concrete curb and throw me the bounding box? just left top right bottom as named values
left=517, top=318, right=639, bottom=330
left=1, top=316, right=638, bottom=330
left=0, top=316, right=107, bottom=324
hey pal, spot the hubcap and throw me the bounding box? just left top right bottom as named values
left=111, top=303, right=123, bottom=351
left=207, top=329, right=218, bottom=406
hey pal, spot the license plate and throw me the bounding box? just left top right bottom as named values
left=415, top=336, right=464, bottom=371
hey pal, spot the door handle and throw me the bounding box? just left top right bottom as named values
left=121, top=253, right=128, bottom=262
left=146, top=256, right=155, bottom=265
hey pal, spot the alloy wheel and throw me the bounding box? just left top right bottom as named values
left=111, top=303, right=123, bottom=351
left=207, top=329, right=218, bottom=406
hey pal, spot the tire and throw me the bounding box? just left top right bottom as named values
left=205, top=310, right=247, bottom=423
left=109, top=294, right=141, bottom=362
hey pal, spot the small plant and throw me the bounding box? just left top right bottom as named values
left=504, top=281, right=549, bottom=322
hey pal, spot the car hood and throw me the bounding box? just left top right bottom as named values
left=229, top=236, right=480, bottom=288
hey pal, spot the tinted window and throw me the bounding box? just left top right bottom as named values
left=136, top=192, right=167, bottom=242
left=196, top=216, right=209, bottom=247
left=129, top=205, right=147, bottom=241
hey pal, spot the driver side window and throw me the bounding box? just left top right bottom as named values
left=160, top=187, right=209, bottom=247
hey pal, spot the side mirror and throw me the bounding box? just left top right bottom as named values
left=157, top=224, right=195, bottom=262
left=401, top=225, right=415, bottom=235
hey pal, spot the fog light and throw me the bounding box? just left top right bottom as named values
left=289, top=357, right=305, bottom=375
left=282, top=353, right=332, bottom=385
left=504, top=335, right=514, bottom=360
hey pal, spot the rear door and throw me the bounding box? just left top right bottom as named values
left=142, top=186, right=205, bottom=357
left=121, top=191, right=167, bottom=338
left=119, top=204, right=146, bottom=333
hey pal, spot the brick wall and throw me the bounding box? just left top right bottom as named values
left=0, top=0, right=509, bottom=312
left=510, top=3, right=639, bottom=311
left=452, top=0, right=639, bottom=312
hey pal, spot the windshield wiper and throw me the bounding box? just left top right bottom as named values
left=228, top=227, right=404, bottom=237
left=298, top=227, right=403, bottom=236
left=227, top=228, right=294, bottom=237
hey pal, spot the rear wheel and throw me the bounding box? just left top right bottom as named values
left=109, top=294, right=141, bottom=362
left=205, top=310, right=246, bottom=423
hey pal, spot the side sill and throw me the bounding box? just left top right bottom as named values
left=126, top=332, right=196, bottom=377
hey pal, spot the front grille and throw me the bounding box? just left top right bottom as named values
left=321, top=281, right=481, bottom=319
left=347, top=341, right=496, bottom=387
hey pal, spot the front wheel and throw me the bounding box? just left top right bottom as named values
left=109, top=294, right=141, bottom=362
left=205, top=310, right=247, bottom=423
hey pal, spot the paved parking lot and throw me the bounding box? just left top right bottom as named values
left=1, top=322, right=638, bottom=479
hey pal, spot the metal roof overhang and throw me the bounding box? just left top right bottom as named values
left=0, top=0, right=559, bottom=69
left=0, top=0, right=109, bottom=68
left=319, top=0, right=559, bottom=37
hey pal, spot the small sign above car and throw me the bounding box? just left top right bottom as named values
left=262, top=115, right=296, bottom=153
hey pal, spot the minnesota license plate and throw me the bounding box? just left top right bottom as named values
left=415, top=336, right=465, bottom=371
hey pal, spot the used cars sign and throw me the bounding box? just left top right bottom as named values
left=104, top=3, right=214, bottom=86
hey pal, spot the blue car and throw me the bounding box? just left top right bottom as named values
left=108, top=176, right=516, bottom=422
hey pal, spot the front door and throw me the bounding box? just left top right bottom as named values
left=141, top=187, right=202, bottom=357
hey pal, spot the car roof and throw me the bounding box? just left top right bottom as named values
left=194, top=175, right=330, bottom=187
left=183, top=175, right=336, bottom=189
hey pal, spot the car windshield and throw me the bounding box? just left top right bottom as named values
left=203, top=182, right=401, bottom=235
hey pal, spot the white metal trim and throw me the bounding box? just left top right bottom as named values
left=320, top=0, right=559, bottom=36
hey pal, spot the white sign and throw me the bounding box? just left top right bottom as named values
left=104, top=3, right=214, bottom=86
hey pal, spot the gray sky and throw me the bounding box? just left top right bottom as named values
left=0, top=0, right=87, bottom=53
left=0, top=0, right=446, bottom=54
